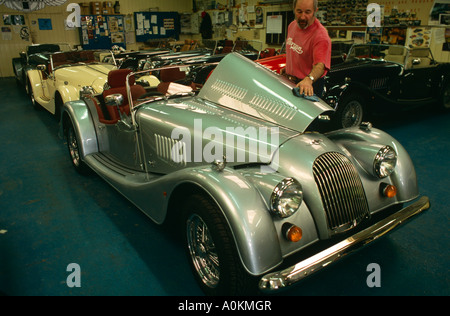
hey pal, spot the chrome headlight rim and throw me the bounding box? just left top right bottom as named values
left=373, top=145, right=397, bottom=178
left=270, top=178, right=303, bottom=218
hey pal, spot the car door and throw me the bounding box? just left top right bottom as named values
left=103, top=122, right=142, bottom=170
left=399, top=49, right=435, bottom=101
left=37, top=65, right=52, bottom=100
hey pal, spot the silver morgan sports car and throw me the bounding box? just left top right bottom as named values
left=60, top=52, right=430, bottom=295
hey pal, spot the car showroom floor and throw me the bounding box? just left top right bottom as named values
left=0, top=77, right=449, bottom=296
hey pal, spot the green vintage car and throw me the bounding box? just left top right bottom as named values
left=60, top=52, right=429, bottom=295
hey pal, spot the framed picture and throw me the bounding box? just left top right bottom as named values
left=351, top=31, right=366, bottom=44
left=38, top=18, right=52, bottom=30
left=429, top=1, right=450, bottom=25
left=439, top=14, right=450, bottom=26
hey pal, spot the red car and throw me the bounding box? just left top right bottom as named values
left=257, top=53, right=286, bottom=74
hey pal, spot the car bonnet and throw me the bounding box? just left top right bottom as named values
left=198, top=52, right=333, bottom=133
left=56, top=64, right=115, bottom=94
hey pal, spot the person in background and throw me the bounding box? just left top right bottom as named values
left=200, top=11, right=213, bottom=39
left=283, top=0, right=331, bottom=97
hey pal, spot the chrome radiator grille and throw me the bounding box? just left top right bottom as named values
left=313, top=152, right=370, bottom=233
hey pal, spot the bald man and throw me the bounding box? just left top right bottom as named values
left=283, top=0, right=331, bottom=97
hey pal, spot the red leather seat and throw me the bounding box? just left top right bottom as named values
left=102, top=69, right=146, bottom=123
left=159, top=67, right=186, bottom=83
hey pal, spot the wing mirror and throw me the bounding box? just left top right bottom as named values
left=412, top=58, right=421, bottom=66
left=105, top=93, right=124, bottom=107
left=105, top=93, right=132, bottom=128
left=37, top=64, right=47, bottom=71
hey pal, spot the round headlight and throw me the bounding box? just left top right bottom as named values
left=374, top=146, right=397, bottom=178
left=270, top=178, right=303, bottom=218
left=80, top=86, right=95, bottom=98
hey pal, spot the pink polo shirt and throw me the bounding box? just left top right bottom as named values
left=285, top=18, right=331, bottom=79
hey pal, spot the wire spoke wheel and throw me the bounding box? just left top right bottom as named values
left=181, top=194, right=254, bottom=295
left=186, top=213, right=220, bottom=289
left=65, top=120, right=89, bottom=174
left=67, top=126, right=81, bottom=167
left=342, top=100, right=363, bottom=128
left=443, top=81, right=450, bottom=109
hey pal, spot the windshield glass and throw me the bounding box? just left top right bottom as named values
left=51, top=50, right=112, bottom=69
left=346, top=44, right=404, bottom=62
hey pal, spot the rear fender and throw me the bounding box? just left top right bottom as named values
left=27, top=69, right=43, bottom=96
left=12, top=57, right=24, bottom=83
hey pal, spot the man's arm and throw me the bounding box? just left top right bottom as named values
left=296, top=62, right=325, bottom=96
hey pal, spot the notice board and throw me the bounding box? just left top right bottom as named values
left=80, top=15, right=126, bottom=50
left=134, top=11, right=180, bottom=42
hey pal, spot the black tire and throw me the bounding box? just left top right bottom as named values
left=334, top=93, right=366, bottom=129
left=66, top=120, right=90, bottom=175
left=55, top=94, right=63, bottom=122
left=26, top=80, right=41, bottom=110
left=182, top=194, right=255, bottom=295
left=440, top=79, right=450, bottom=110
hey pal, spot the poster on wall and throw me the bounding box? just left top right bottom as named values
left=381, top=27, right=406, bottom=45
left=134, top=11, right=179, bottom=42
left=38, top=18, right=52, bottom=30
left=1, top=26, right=11, bottom=40
left=266, top=15, right=282, bottom=34
left=19, top=25, right=29, bottom=40
left=255, top=6, right=263, bottom=27
left=406, top=27, right=432, bottom=48
left=3, top=14, right=24, bottom=25
left=80, top=15, right=125, bottom=49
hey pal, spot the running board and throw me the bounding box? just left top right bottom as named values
left=84, top=153, right=150, bottom=186
left=83, top=153, right=166, bottom=223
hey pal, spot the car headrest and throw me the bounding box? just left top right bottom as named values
left=107, top=69, right=135, bottom=88
left=411, top=49, right=429, bottom=57
left=388, top=46, right=405, bottom=55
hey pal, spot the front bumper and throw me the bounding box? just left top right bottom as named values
left=259, top=196, right=430, bottom=292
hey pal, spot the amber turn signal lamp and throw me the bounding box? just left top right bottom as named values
left=381, top=183, right=397, bottom=198
left=282, top=223, right=303, bottom=242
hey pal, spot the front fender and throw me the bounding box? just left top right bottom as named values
left=323, top=82, right=349, bottom=110
left=168, top=168, right=283, bottom=276
left=326, top=127, right=419, bottom=203
left=57, top=85, right=80, bottom=104
left=61, top=100, right=98, bottom=158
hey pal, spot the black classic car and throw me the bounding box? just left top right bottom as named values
left=330, top=40, right=354, bottom=66
left=112, top=48, right=171, bottom=70
left=324, top=44, right=450, bottom=128
left=12, top=43, right=71, bottom=87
